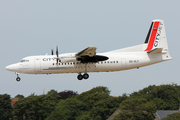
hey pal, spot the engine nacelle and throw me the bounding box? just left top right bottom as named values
left=59, top=54, right=78, bottom=63
left=60, top=57, right=77, bottom=63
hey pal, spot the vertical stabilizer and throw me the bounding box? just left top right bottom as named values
left=144, top=20, right=172, bottom=60
left=144, top=19, right=168, bottom=51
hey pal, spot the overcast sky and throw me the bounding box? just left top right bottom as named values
left=1, top=1, right=179, bottom=97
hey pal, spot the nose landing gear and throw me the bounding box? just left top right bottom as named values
left=15, top=72, right=21, bottom=82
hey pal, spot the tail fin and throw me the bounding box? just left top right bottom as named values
left=144, top=20, right=168, bottom=52
left=144, top=19, right=172, bottom=60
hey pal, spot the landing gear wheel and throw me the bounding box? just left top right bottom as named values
left=77, top=74, right=83, bottom=80
left=15, top=72, right=21, bottom=82
left=16, top=77, right=21, bottom=82
left=83, top=73, right=89, bottom=79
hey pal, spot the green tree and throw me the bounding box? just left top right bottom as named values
left=29, top=92, right=36, bottom=96
left=46, top=89, right=58, bottom=96
left=53, top=90, right=78, bottom=100
left=0, top=94, right=13, bottom=120
left=151, top=98, right=167, bottom=110
left=47, top=86, right=122, bottom=120
left=14, top=95, right=57, bottom=120
left=46, top=97, right=84, bottom=120
left=15, top=94, right=24, bottom=99
left=78, top=86, right=110, bottom=100
left=130, top=84, right=180, bottom=110
left=77, top=86, right=122, bottom=119
left=89, top=96, right=123, bottom=119
left=113, top=98, right=156, bottom=120
left=151, top=84, right=179, bottom=110
left=78, top=91, right=110, bottom=110
left=113, top=111, right=133, bottom=120
left=77, top=86, right=111, bottom=109
left=75, top=113, right=91, bottom=120
left=164, top=112, right=180, bottom=120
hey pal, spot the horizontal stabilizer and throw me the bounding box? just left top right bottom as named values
left=147, top=48, right=163, bottom=54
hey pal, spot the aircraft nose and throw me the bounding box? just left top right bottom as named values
left=5, top=63, right=21, bottom=72
left=5, top=65, right=10, bottom=70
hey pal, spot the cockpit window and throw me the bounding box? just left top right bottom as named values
left=20, top=60, right=25, bottom=62
left=20, top=60, right=29, bottom=62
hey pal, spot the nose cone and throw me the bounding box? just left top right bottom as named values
left=5, top=63, right=21, bottom=72
left=5, top=65, right=10, bottom=71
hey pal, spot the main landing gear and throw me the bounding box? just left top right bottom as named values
left=77, top=63, right=89, bottom=80
left=77, top=73, right=89, bottom=80
left=15, top=72, right=21, bottom=82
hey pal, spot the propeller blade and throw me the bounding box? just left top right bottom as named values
left=51, top=49, right=53, bottom=55
left=56, top=46, right=59, bottom=64
left=56, top=46, right=59, bottom=57
left=57, top=59, right=58, bottom=64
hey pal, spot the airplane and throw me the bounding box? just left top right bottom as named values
left=5, top=19, right=172, bottom=81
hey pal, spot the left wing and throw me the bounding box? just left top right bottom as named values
left=75, top=47, right=108, bottom=63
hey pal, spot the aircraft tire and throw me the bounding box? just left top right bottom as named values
left=16, top=77, right=21, bottom=82
left=77, top=74, right=83, bottom=80
left=83, top=73, right=89, bottom=79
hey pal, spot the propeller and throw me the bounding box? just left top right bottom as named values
left=56, top=46, right=59, bottom=64
left=51, top=49, right=54, bottom=55
left=51, top=46, right=60, bottom=65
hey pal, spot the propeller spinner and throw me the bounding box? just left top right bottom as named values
left=51, top=49, right=54, bottom=55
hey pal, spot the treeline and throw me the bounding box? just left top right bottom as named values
left=113, top=83, right=180, bottom=120
left=1, top=84, right=180, bottom=120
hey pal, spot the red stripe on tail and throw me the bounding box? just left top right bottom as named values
left=145, top=22, right=160, bottom=51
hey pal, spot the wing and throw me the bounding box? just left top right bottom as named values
left=76, top=47, right=108, bottom=63
left=76, top=47, right=96, bottom=57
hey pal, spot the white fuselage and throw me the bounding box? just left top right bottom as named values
left=6, top=46, right=171, bottom=75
